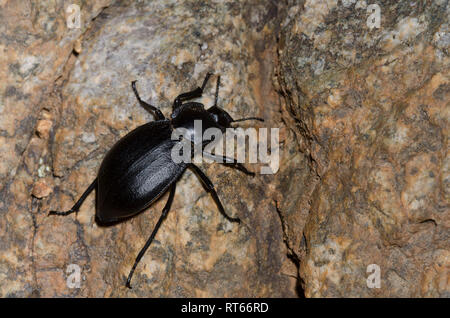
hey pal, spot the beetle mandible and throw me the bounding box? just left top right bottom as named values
left=49, top=72, right=264, bottom=288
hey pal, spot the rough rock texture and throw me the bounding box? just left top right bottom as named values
left=0, top=0, right=113, bottom=297
left=278, top=0, right=449, bottom=297
left=1, top=0, right=299, bottom=297
left=1, top=0, right=448, bottom=298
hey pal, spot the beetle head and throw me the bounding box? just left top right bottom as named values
left=206, top=74, right=264, bottom=128
left=207, top=105, right=234, bottom=128
left=209, top=105, right=265, bottom=128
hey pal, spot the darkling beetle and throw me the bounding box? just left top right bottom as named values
left=49, top=72, right=264, bottom=288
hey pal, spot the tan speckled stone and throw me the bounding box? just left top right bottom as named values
left=1, top=0, right=299, bottom=297
left=278, top=0, right=449, bottom=297
left=31, top=179, right=53, bottom=199
left=3, top=0, right=446, bottom=299
left=36, top=119, right=53, bottom=139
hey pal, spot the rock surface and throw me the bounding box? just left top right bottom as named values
left=1, top=0, right=299, bottom=297
left=0, top=0, right=448, bottom=298
left=278, top=0, right=449, bottom=297
left=0, top=0, right=113, bottom=297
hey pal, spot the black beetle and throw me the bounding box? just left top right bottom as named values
left=49, top=72, right=264, bottom=288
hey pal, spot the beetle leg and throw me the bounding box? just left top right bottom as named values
left=202, top=152, right=255, bottom=176
left=126, top=184, right=176, bottom=289
left=173, top=72, right=212, bottom=109
left=48, top=178, right=97, bottom=216
left=189, top=164, right=240, bottom=224
left=131, top=81, right=165, bottom=120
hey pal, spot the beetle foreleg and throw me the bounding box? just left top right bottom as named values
left=48, top=178, right=97, bottom=216
left=173, top=72, right=212, bottom=109
left=126, top=184, right=176, bottom=289
left=131, top=81, right=165, bottom=120
left=189, top=164, right=240, bottom=224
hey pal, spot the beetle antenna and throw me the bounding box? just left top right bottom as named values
left=214, top=75, right=220, bottom=106
left=201, top=72, right=213, bottom=91
left=232, top=117, right=265, bottom=123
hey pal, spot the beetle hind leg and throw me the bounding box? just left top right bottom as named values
left=48, top=178, right=97, bottom=216
left=126, top=184, right=176, bottom=289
